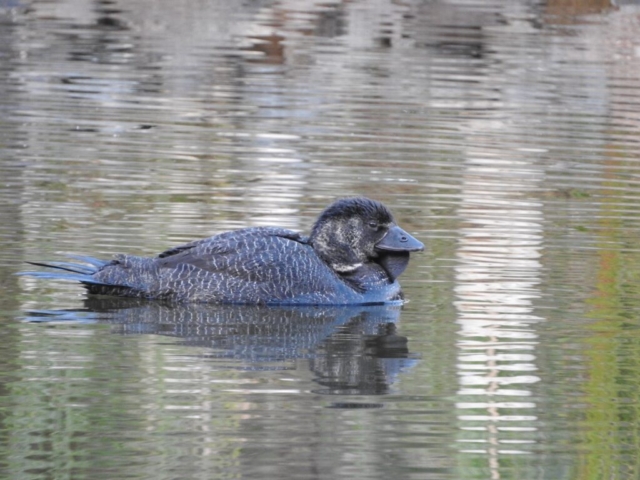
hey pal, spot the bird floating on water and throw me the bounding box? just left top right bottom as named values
left=20, top=197, right=424, bottom=305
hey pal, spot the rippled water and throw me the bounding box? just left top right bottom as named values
left=2, top=0, right=640, bottom=479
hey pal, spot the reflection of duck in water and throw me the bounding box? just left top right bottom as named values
left=22, top=197, right=423, bottom=305
left=25, top=298, right=419, bottom=395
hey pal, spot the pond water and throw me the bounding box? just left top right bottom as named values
left=2, top=0, right=640, bottom=478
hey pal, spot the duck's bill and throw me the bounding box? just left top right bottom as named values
left=375, top=225, right=424, bottom=252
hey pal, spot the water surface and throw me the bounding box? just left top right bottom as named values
left=2, top=0, right=640, bottom=479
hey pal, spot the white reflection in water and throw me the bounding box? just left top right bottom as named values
left=454, top=152, right=545, bottom=467
left=243, top=139, right=307, bottom=229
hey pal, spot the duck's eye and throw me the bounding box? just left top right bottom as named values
left=367, top=221, right=379, bottom=230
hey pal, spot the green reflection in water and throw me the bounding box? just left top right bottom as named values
left=0, top=326, right=244, bottom=479
left=581, top=152, right=640, bottom=480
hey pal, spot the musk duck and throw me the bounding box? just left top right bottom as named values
left=21, top=197, right=424, bottom=305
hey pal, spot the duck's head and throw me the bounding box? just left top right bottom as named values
left=309, top=197, right=424, bottom=281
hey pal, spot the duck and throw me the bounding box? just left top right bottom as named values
left=20, top=197, right=424, bottom=305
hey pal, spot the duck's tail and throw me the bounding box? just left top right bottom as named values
left=17, top=255, right=113, bottom=287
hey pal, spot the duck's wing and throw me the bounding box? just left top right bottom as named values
left=156, top=227, right=308, bottom=271
left=158, top=227, right=305, bottom=259
left=150, top=227, right=344, bottom=304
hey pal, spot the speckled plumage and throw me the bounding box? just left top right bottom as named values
left=21, top=197, right=424, bottom=305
